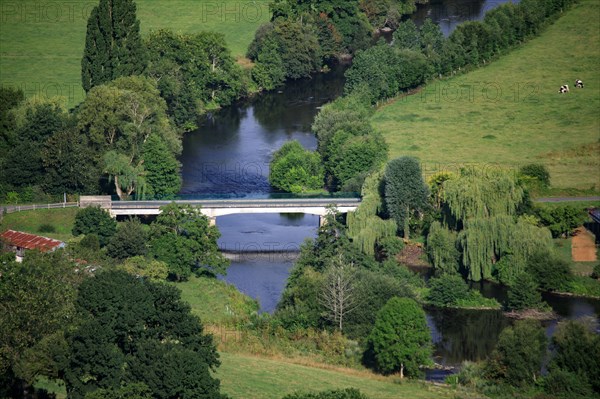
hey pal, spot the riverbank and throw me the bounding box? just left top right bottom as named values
left=372, top=0, right=600, bottom=190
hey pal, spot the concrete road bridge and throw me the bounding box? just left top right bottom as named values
left=79, top=196, right=361, bottom=226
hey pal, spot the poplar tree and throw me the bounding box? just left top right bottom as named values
left=384, top=156, right=429, bottom=239
left=82, top=0, right=147, bottom=92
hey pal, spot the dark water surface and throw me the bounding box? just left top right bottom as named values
left=179, top=0, right=596, bottom=372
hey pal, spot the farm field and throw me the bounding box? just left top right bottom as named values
left=372, top=0, right=600, bottom=190
left=0, top=0, right=269, bottom=107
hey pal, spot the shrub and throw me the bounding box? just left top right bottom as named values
left=535, top=205, right=586, bottom=238
left=526, top=251, right=572, bottom=292
left=520, top=163, right=550, bottom=187
left=106, top=219, right=147, bottom=260
left=543, top=368, right=594, bottom=399
left=376, top=236, right=404, bottom=260
left=506, top=272, right=545, bottom=311
left=426, top=274, right=469, bottom=307
left=591, top=263, right=600, bottom=280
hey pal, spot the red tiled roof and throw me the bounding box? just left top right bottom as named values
left=0, top=230, right=64, bottom=252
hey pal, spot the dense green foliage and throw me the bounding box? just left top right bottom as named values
left=535, top=205, right=587, bottom=237
left=426, top=166, right=553, bottom=282
left=312, top=93, right=388, bottom=191
left=64, top=270, right=224, bottom=399
left=384, top=157, right=429, bottom=239
left=106, top=219, right=148, bottom=260
left=149, top=203, right=229, bottom=280
left=519, top=163, right=551, bottom=188
left=359, top=0, right=427, bottom=29
left=118, top=256, right=169, bottom=281
left=82, top=0, right=147, bottom=92
left=426, top=222, right=460, bottom=275
left=485, top=320, right=547, bottom=387
left=505, top=272, right=545, bottom=311
left=526, top=251, right=572, bottom=292
left=72, top=207, right=117, bottom=247
left=78, top=75, right=181, bottom=200
left=545, top=320, right=600, bottom=396
left=269, top=141, right=324, bottom=193
left=367, top=297, right=432, bottom=377
left=426, top=274, right=469, bottom=307
left=345, top=45, right=428, bottom=104
left=282, top=389, right=368, bottom=399
left=0, top=251, right=81, bottom=397
left=144, top=30, right=245, bottom=130
left=142, top=134, right=182, bottom=198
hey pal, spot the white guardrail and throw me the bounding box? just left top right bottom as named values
left=2, top=202, right=79, bottom=214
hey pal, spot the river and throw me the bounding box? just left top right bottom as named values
left=179, top=0, right=598, bottom=374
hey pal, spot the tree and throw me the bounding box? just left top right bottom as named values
left=77, top=76, right=180, bottom=199
left=84, top=383, right=152, bottom=399
left=42, top=127, right=100, bottom=195
left=536, top=205, right=586, bottom=238
left=142, top=133, right=181, bottom=199
left=64, top=270, right=224, bottom=399
left=251, top=37, right=286, bottom=91
left=426, top=274, right=469, bottom=307
left=526, top=250, right=572, bottom=292
left=427, top=221, right=460, bottom=275
left=393, top=20, right=421, bottom=50
left=0, top=251, right=80, bottom=397
left=485, top=320, right=547, bottom=386
left=144, top=30, right=245, bottom=129
left=106, top=219, right=147, bottom=260
left=72, top=206, right=117, bottom=247
left=505, top=272, right=545, bottom=311
left=320, top=255, right=359, bottom=332
left=548, top=320, right=600, bottom=394
left=269, top=140, right=324, bottom=193
left=149, top=203, right=229, bottom=280
left=81, top=0, right=147, bottom=92
left=367, top=297, right=432, bottom=377
left=384, top=157, right=429, bottom=239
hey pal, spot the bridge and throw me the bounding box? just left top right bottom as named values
left=80, top=196, right=361, bottom=226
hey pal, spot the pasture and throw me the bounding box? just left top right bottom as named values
left=372, top=0, right=600, bottom=190
left=0, top=0, right=270, bottom=107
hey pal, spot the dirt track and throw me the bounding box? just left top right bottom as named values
left=571, top=227, right=598, bottom=262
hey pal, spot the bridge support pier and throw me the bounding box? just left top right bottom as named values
left=319, top=215, right=327, bottom=227
left=209, top=216, right=217, bottom=227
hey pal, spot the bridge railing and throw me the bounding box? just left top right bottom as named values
left=114, top=192, right=361, bottom=201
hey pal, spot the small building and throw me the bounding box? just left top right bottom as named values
left=0, top=230, right=65, bottom=262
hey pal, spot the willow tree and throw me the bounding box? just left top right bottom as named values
left=347, top=171, right=396, bottom=255
left=384, top=157, right=429, bottom=239
left=431, top=166, right=553, bottom=282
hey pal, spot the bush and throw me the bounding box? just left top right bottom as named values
left=535, top=205, right=586, bottom=238
left=543, top=368, right=594, bottom=399
left=376, top=236, right=404, bottom=260
left=506, top=272, right=545, bottom=311
left=106, top=219, right=148, bottom=260
left=526, top=251, right=572, bottom=292
left=520, top=163, right=551, bottom=187
left=426, top=274, right=469, bottom=307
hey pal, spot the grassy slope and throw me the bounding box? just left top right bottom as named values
left=173, top=276, right=258, bottom=325
left=216, top=352, right=483, bottom=399
left=372, top=0, right=600, bottom=190
left=0, top=0, right=270, bottom=107
left=0, top=208, right=78, bottom=241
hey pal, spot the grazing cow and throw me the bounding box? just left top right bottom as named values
left=575, top=79, right=584, bottom=88
left=559, top=84, right=570, bottom=93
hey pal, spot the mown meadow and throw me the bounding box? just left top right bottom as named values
left=0, top=0, right=270, bottom=107
left=372, top=0, right=600, bottom=190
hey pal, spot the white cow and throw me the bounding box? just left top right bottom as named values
left=559, top=84, right=570, bottom=93
left=575, top=79, right=584, bottom=88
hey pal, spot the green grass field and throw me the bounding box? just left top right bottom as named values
left=173, top=276, right=258, bottom=326
left=372, top=0, right=600, bottom=190
left=0, top=0, right=269, bottom=107
left=0, top=208, right=78, bottom=241
left=216, top=352, right=484, bottom=399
